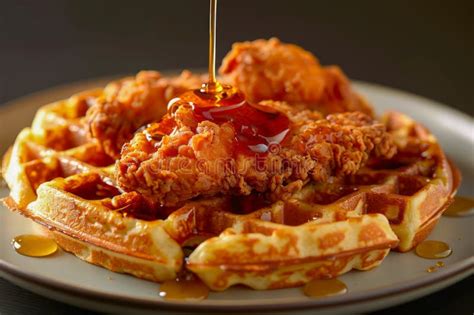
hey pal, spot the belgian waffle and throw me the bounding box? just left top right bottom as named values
left=1, top=77, right=459, bottom=291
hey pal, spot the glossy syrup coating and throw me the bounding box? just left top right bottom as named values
left=167, top=83, right=291, bottom=155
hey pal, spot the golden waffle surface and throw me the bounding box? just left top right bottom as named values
left=2, top=88, right=458, bottom=291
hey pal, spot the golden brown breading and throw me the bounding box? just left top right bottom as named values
left=219, top=38, right=373, bottom=116
left=85, top=70, right=205, bottom=159
left=116, top=102, right=396, bottom=207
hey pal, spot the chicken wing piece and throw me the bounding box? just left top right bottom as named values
left=219, top=38, right=373, bottom=116
left=116, top=102, right=395, bottom=207
left=85, top=70, right=205, bottom=159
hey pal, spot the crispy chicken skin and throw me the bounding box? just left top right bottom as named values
left=85, top=70, right=205, bottom=158
left=116, top=103, right=396, bottom=207
left=86, top=39, right=371, bottom=159
left=220, top=38, right=373, bottom=116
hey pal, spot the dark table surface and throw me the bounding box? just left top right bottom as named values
left=0, top=0, right=472, bottom=314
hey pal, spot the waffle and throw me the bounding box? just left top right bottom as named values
left=2, top=90, right=113, bottom=210
left=1, top=78, right=459, bottom=291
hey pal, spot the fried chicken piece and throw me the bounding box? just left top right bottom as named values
left=116, top=102, right=396, bottom=207
left=219, top=38, right=373, bottom=116
left=85, top=70, right=205, bottom=159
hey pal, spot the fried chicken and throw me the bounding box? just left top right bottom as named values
left=85, top=40, right=371, bottom=159
left=85, top=70, right=205, bottom=159
left=116, top=102, right=396, bottom=207
left=220, top=38, right=373, bottom=116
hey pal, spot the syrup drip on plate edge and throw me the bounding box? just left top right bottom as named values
left=303, top=278, right=348, bottom=298
left=159, top=271, right=209, bottom=301
left=12, top=234, right=58, bottom=257
left=415, top=240, right=452, bottom=259
left=443, top=196, right=474, bottom=217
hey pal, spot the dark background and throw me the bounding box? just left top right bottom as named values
left=0, top=0, right=472, bottom=314
left=0, top=0, right=472, bottom=115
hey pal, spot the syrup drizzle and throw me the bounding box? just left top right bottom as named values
left=207, top=0, right=217, bottom=87
left=415, top=240, right=452, bottom=259
left=155, top=0, right=290, bottom=156
left=167, top=89, right=290, bottom=155
left=12, top=234, right=58, bottom=257
left=443, top=196, right=474, bottom=217
left=303, top=278, right=348, bottom=298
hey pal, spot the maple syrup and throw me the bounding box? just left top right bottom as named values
left=156, top=0, right=290, bottom=156
left=415, top=240, right=452, bottom=259
left=303, top=278, right=348, bottom=298
left=207, top=0, right=218, bottom=89
left=167, top=89, right=290, bottom=155
left=159, top=272, right=209, bottom=300
left=12, top=234, right=58, bottom=257
left=443, top=196, right=474, bottom=217
left=426, top=266, right=437, bottom=273
left=425, top=260, right=447, bottom=273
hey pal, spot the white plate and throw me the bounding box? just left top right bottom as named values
left=0, top=78, right=473, bottom=315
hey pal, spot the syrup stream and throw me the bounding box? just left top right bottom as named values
left=208, top=0, right=217, bottom=86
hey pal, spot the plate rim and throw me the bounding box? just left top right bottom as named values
left=0, top=250, right=472, bottom=312
left=0, top=78, right=473, bottom=312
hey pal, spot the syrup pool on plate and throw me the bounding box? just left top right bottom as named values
left=436, top=261, right=445, bottom=267
left=426, top=266, right=438, bottom=273
left=159, top=273, right=209, bottom=301
left=415, top=240, right=452, bottom=259
left=12, top=234, right=58, bottom=257
left=443, top=196, right=474, bottom=217
left=303, top=278, right=348, bottom=298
